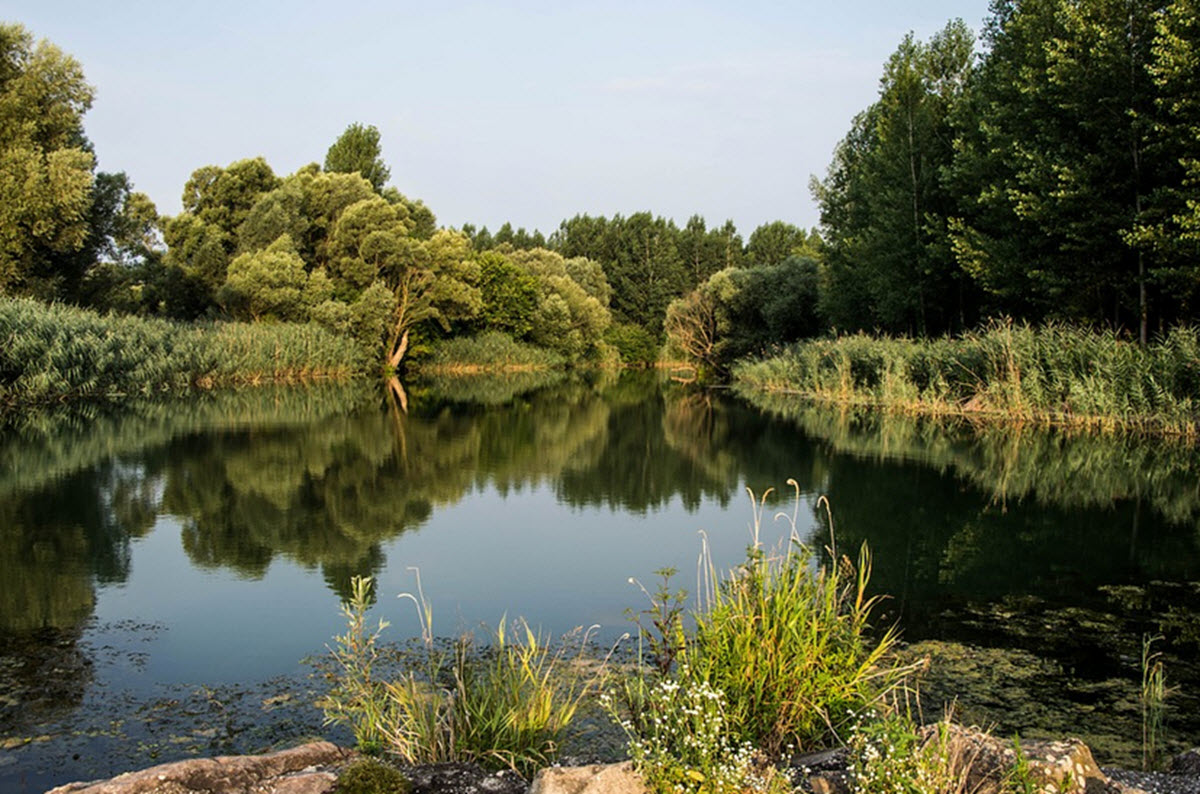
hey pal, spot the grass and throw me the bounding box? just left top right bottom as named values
left=416, top=331, right=566, bottom=373
left=321, top=573, right=600, bottom=778
left=0, top=296, right=365, bottom=408
left=733, top=320, right=1200, bottom=436
left=684, top=488, right=910, bottom=757
left=1141, top=634, right=1169, bottom=771
left=604, top=486, right=913, bottom=794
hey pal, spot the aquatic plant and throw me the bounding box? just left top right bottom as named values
left=685, top=489, right=910, bottom=756
left=1141, top=634, right=1169, bottom=770
left=416, top=331, right=566, bottom=373
left=321, top=573, right=601, bottom=778
left=733, top=320, right=1200, bottom=436
left=0, top=297, right=364, bottom=408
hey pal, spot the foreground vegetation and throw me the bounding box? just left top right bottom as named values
left=0, top=297, right=362, bottom=408
left=320, top=488, right=1140, bottom=792
left=734, top=322, right=1200, bottom=435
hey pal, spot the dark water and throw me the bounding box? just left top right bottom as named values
left=1, top=372, right=1198, bottom=790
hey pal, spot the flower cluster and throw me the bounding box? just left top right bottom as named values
left=602, top=674, right=787, bottom=794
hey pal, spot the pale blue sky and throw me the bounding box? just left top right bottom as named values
left=5, top=1, right=991, bottom=235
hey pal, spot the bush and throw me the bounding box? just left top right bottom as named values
left=336, top=758, right=412, bottom=794
left=604, top=323, right=660, bottom=367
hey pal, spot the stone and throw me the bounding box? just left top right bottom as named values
left=265, top=771, right=339, bottom=794
left=528, top=762, right=646, bottom=794
left=46, top=741, right=353, bottom=794
left=1172, top=749, right=1200, bottom=776
left=404, top=762, right=527, bottom=794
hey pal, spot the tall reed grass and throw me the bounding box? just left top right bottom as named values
left=417, top=332, right=566, bottom=374
left=322, top=573, right=601, bottom=778
left=733, top=320, right=1200, bottom=435
left=0, top=297, right=364, bottom=408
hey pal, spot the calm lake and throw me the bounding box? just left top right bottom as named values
left=2, top=371, right=1199, bottom=790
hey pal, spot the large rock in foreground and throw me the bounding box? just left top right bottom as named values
left=528, top=762, right=644, bottom=794
left=803, top=725, right=1147, bottom=794
left=46, top=741, right=354, bottom=794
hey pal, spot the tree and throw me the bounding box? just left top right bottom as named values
left=0, top=23, right=96, bottom=298
left=948, top=0, right=1171, bottom=338
left=220, top=234, right=308, bottom=320
left=816, top=19, right=977, bottom=335
left=746, top=221, right=807, bottom=266
left=325, top=123, right=391, bottom=192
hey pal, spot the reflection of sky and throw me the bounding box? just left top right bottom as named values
left=88, top=482, right=820, bottom=688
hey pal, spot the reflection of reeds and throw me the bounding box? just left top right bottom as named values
left=1141, top=634, right=1168, bottom=770
left=0, top=297, right=362, bottom=409
left=738, top=393, right=1200, bottom=526
left=734, top=320, right=1200, bottom=437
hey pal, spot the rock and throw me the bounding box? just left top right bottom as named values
left=45, top=741, right=353, bottom=794
left=883, top=725, right=1147, bottom=794
left=528, top=762, right=645, bottom=794
left=1172, top=749, right=1200, bottom=776
left=404, top=762, right=527, bottom=794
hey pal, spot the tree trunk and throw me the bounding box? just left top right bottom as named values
left=387, top=330, right=409, bottom=370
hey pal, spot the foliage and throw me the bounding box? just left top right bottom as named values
left=603, top=322, right=660, bottom=367
left=0, top=296, right=363, bottom=408
left=325, top=123, right=391, bottom=193
left=603, top=674, right=789, bottom=794
left=322, top=575, right=599, bottom=778
left=666, top=257, right=821, bottom=375
left=733, top=320, right=1200, bottom=435
left=0, top=23, right=151, bottom=303
left=335, top=758, right=412, bottom=794
left=814, top=19, right=976, bottom=336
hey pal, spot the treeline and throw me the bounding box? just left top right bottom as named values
left=7, top=2, right=1200, bottom=383
left=662, top=0, right=1200, bottom=379
left=0, top=20, right=822, bottom=374
left=814, top=0, right=1200, bottom=342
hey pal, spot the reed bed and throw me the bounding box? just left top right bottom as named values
left=733, top=320, right=1200, bottom=436
left=416, top=332, right=566, bottom=374
left=0, top=297, right=365, bottom=408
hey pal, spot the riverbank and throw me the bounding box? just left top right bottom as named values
left=732, top=321, right=1200, bottom=437
left=0, top=297, right=365, bottom=410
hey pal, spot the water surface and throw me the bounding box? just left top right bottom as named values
left=2, top=372, right=1198, bottom=790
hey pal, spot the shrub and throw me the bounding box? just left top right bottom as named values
left=336, top=758, right=412, bottom=794
left=604, top=323, right=659, bottom=367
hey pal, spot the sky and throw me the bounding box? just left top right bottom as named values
left=5, top=1, right=992, bottom=236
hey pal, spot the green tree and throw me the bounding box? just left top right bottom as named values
left=220, top=234, right=309, bottom=320
left=477, top=251, right=540, bottom=338
left=745, top=221, right=807, bottom=266
left=0, top=23, right=96, bottom=298
left=1136, top=0, right=1200, bottom=315
left=816, top=19, right=977, bottom=335
left=948, top=0, right=1171, bottom=339
left=324, top=123, right=391, bottom=192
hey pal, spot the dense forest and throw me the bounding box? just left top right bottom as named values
left=3, top=0, right=1200, bottom=383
